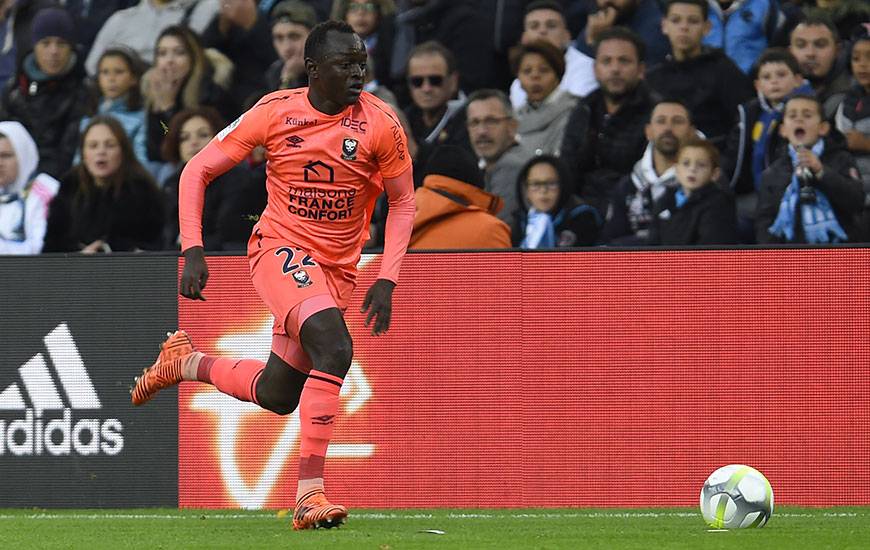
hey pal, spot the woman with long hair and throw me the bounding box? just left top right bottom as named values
left=44, top=115, right=164, bottom=252
left=160, top=107, right=262, bottom=251
left=142, top=25, right=235, bottom=167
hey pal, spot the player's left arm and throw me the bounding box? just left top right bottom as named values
left=361, top=166, right=415, bottom=335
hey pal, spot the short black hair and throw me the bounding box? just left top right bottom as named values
left=792, top=13, right=840, bottom=43
left=509, top=40, right=566, bottom=81
left=304, top=20, right=356, bottom=61
left=595, top=26, right=646, bottom=63
left=407, top=40, right=457, bottom=74
left=648, top=98, right=693, bottom=123
left=751, top=48, right=801, bottom=80
left=665, top=0, right=708, bottom=20
left=466, top=88, right=514, bottom=119
left=784, top=93, right=824, bottom=119
left=524, top=0, right=565, bottom=17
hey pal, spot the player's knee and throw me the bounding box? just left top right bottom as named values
left=255, top=376, right=300, bottom=416
left=323, top=336, right=353, bottom=377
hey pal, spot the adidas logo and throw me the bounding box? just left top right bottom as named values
left=0, top=323, right=124, bottom=457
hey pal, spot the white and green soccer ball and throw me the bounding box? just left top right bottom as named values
left=700, top=464, right=773, bottom=529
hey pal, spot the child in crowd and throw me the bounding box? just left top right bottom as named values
left=835, top=29, right=870, bottom=191
left=757, top=94, right=864, bottom=243
left=78, top=47, right=148, bottom=167
left=513, top=155, right=601, bottom=248
left=650, top=137, right=738, bottom=245
left=723, top=48, right=812, bottom=241
left=645, top=0, right=753, bottom=147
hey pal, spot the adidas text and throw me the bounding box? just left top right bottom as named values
left=0, top=409, right=123, bottom=456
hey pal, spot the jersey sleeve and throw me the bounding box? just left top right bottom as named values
left=371, top=105, right=413, bottom=179
left=212, top=99, right=272, bottom=163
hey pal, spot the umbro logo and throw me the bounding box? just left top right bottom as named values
left=0, top=323, right=124, bottom=456
left=311, top=414, right=334, bottom=426
left=285, top=135, right=304, bottom=148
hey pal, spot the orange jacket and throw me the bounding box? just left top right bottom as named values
left=409, top=174, right=511, bottom=250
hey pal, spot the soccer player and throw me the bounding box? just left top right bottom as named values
left=130, top=20, right=415, bottom=530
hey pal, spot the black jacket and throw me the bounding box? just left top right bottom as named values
left=722, top=97, right=789, bottom=197
left=0, top=53, right=94, bottom=179
left=755, top=140, right=864, bottom=243
left=559, top=83, right=655, bottom=215
left=162, top=164, right=261, bottom=251
left=650, top=184, right=739, bottom=246
left=646, top=48, right=753, bottom=147
left=44, top=169, right=165, bottom=252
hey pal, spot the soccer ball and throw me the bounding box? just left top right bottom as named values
left=699, top=464, right=773, bottom=529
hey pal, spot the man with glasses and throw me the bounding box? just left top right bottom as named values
left=404, top=40, right=473, bottom=182
left=466, top=88, right=533, bottom=224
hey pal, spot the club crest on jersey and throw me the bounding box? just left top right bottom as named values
left=293, top=269, right=312, bottom=288
left=341, top=137, right=358, bottom=160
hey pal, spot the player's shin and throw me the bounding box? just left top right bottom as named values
left=296, top=370, right=343, bottom=500
left=197, top=356, right=266, bottom=404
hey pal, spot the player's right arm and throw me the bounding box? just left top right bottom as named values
left=178, top=102, right=271, bottom=300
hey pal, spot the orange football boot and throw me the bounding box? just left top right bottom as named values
left=131, top=330, right=195, bottom=406
left=292, top=489, right=348, bottom=530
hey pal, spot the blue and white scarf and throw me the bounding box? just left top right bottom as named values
left=768, top=140, right=848, bottom=243
left=521, top=208, right=556, bottom=248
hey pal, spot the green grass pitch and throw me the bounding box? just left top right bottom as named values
left=1, top=507, right=868, bottom=549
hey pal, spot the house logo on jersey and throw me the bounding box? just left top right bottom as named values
left=342, top=138, right=358, bottom=161
left=0, top=323, right=124, bottom=457
left=303, top=160, right=334, bottom=183
left=292, top=269, right=312, bottom=288
left=285, top=135, right=304, bottom=149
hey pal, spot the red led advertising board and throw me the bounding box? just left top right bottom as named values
left=179, top=250, right=870, bottom=508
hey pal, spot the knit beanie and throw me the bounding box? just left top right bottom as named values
left=425, top=145, right=484, bottom=189
left=31, top=8, right=76, bottom=47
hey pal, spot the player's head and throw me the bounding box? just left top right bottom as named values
left=304, top=20, right=367, bottom=106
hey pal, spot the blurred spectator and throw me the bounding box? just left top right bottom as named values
left=264, top=0, right=315, bottom=91
left=409, top=144, right=510, bottom=249
left=0, top=0, right=55, bottom=86
left=650, top=137, right=739, bottom=245
left=43, top=115, right=164, bottom=252
left=141, top=25, right=235, bottom=171
left=512, top=154, right=601, bottom=248
left=259, top=0, right=331, bottom=21
left=466, top=88, right=533, bottom=225
left=602, top=99, right=697, bottom=245
left=201, top=0, right=278, bottom=109
left=76, top=47, right=148, bottom=167
left=63, top=0, right=138, bottom=56
left=160, top=107, right=258, bottom=250
left=703, top=0, right=786, bottom=74
left=788, top=14, right=850, bottom=119
left=722, top=48, right=812, bottom=242
left=509, top=1, right=597, bottom=109
left=404, top=41, right=472, bottom=183
left=805, top=0, right=870, bottom=41
left=756, top=94, right=863, bottom=243
left=646, top=0, right=754, bottom=147
left=85, top=0, right=219, bottom=76
left=561, top=26, right=654, bottom=216
left=478, top=0, right=531, bottom=92
left=391, top=0, right=497, bottom=100
left=0, top=7, right=93, bottom=178
left=577, top=0, right=671, bottom=65
left=332, top=0, right=397, bottom=91
left=511, top=40, right=578, bottom=155
left=0, top=120, right=59, bottom=254
left=835, top=29, right=870, bottom=189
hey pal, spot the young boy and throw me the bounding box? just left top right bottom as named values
left=723, top=48, right=812, bottom=241
left=650, top=137, right=738, bottom=245
left=835, top=29, right=870, bottom=191
left=645, top=0, right=753, bottom=147
left=756, top=94, right=864, bottom=243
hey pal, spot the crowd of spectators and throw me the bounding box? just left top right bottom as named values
left=0, top=0, right=868, bottom=254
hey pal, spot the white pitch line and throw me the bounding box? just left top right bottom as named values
left=0, top=511, right=857, bottom=521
